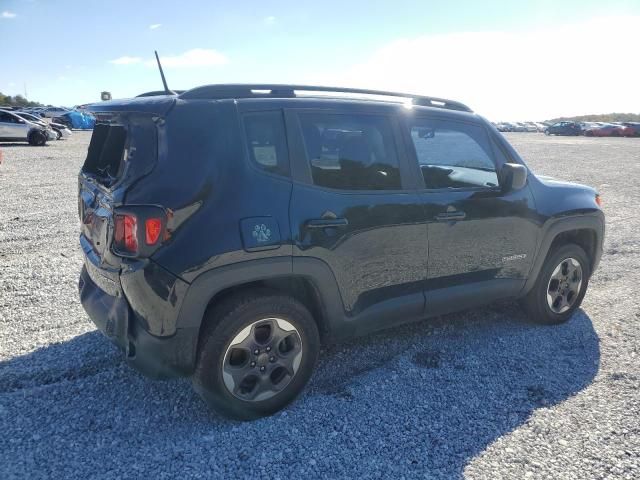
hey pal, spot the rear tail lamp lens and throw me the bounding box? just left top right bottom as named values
left=595, top=194, right=602, bottom=207
left=114, top=213, right=138, bottom=253
left=145, top=218, right=163, bottom=245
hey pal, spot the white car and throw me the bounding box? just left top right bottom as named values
left=0, top=109, right=51, bottom=146
left=17, top=112, right=71, bottom=140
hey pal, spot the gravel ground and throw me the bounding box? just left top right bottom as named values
left=0, top=132, right=639, bottom=479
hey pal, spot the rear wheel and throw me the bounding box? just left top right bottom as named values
left=521, top=243, right=590, bottom=325
left=192, top=290, right=320, bottom=420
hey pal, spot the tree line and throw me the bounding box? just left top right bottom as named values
left=0, top=91, right=43, bottom=107
left=547, top=113, right=640, bottom=123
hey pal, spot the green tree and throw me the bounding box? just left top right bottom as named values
left=547, top=113, right=640, bottom=123
left=0, top=91, right=43, bottom=107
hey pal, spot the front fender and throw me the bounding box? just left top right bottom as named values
left=521, top=211, right=604, bottom=295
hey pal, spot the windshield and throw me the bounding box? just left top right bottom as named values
left=16, top=112, right=41, bottom=123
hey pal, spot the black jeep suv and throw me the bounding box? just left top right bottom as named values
left=79, top=85, right=604, bottom=419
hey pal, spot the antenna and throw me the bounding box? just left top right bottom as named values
left=154, top=51, right=175, bottom=95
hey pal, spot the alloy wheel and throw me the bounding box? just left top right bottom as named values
left=222, top=318, right=303, bottom=402
left=546, top=257, right=583, bottom=314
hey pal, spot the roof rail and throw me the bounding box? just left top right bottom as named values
left=179, top=84, right=472, bottom=112
left=136, top=90, right=185, bottom=98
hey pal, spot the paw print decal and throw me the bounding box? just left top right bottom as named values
left=252, top=224, right=271, bottom=243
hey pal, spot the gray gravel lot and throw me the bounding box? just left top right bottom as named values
left=1, top=132, right=639, bottom=479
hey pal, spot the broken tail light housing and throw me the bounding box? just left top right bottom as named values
left=114, top=213, right=138, bottom=253
left=113, top=206, right=168, bottom=257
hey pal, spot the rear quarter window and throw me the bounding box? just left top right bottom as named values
left=242, top=111, right=290, bottom=177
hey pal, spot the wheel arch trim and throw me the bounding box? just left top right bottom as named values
left=521, top=212, right=604, bottom=296
left=175, top=256, right=346, bottom=335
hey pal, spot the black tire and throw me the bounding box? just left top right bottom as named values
left=54, top=129, right=62, bottom=140
left=27, top=130, right=47, bottom=146
left=192, top=289, right=320, bottom=420
left=521, top=243, right=591, bottom=325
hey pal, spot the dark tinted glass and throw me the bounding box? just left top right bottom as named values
left=409, top=119, right=499, bottom=189
left=0, top=112, right=17, bottom=123
left=243, top=111, right=290, bottom=177
left=299, top=113, right=401, bottom=190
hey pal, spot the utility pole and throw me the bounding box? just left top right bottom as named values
left=24, top=82, right=27, bottom=98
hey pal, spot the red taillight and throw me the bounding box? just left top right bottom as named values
left=595, top=194, right=603, bottom=207
left=114, top=213, right=138, bottom=253
left=145, top=218, right=162, bottom=245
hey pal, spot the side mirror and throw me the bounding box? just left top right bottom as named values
left=500, top=163, right=527, bottom=192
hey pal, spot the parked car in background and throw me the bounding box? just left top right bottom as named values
left=522, top=122, right=538, bottom=132
left=582, top=123, right=625, bottom=137
left=620, top=122, right=640, bottom=137
left=16, top=112, right=72, bottom=140
left=13, top=112, right=58, bottom=141
left=495, top=123, right=513, bottom=132
left=545, top=121, right=582, bottom=136
left=53, top=111, right=96, bottom=130
left=40, top=106, right=71, bottom=118
left=0, top=109, right=51, bottom=145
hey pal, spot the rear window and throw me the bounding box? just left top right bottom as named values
left=83, top=124, right=127, bottom=186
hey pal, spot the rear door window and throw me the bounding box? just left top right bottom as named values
left=243, top=111, right=290, bottom=177
left=298, top=113, right=401, bottom=190
left=408, top=119, right=499, bottom=189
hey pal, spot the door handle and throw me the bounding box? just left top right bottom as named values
left=306, top=218, right=349, bottom=229
left=435, top=211, right=466, bottom=221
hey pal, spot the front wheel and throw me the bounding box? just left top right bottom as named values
left=521, top=244, right=591, bottom=325
left=192, top=290, right=320, bottom=420
left=28, top=130, right=47, bottom=146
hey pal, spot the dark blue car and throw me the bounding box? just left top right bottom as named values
left=78, top=84, right=604, bottom=419
left=544, top=121, right=582, bottom=136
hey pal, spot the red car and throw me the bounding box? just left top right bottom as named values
left=620, top=122, right=640, bottom=137
left=583, top=123, right=626, bottom=137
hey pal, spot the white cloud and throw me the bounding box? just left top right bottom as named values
left=109, top=56, right=142, bottom=65
left=145, top=49, right=228, bottom=68
left=263, top=16, right=276, bottom=26
left=8, top=82, right=16, bottom=87
left=316, top=16, right=640, bottom=120
left=149, top=23, right=162, bottom=30
left=1, top=11, right=17, bottom=18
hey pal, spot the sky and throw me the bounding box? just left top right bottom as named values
left=1, top=0, right=639, bottom=120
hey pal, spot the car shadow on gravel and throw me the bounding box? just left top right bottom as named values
left=0, top=143, right=50, bottom=148
left=0, top=303, right=599, bottom=478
